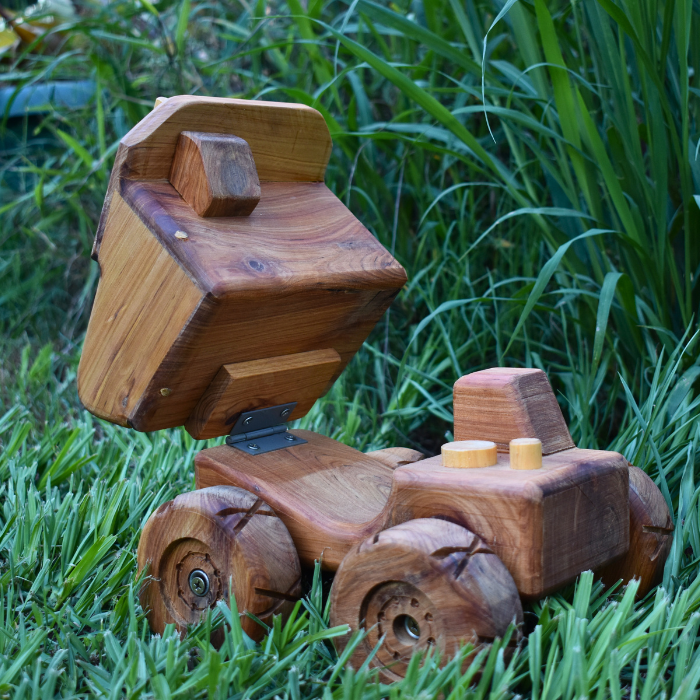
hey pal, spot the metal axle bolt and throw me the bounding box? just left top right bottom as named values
left=189, top=569, right=210, bottom=597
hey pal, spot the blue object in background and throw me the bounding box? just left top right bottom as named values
left=0, top=79, right=95, bottom=117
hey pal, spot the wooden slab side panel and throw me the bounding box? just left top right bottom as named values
left=77, top=192, right=203, bottom=425
left=453, top=368, right=574, bottom=455
left=186, top=348, right=341, bottom=439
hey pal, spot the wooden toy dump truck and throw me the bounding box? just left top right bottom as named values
left=78, top=95, right=674, bottom=681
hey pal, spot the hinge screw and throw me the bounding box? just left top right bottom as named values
left=281, top=408, right=291, bottom=418
left=248, top=443, right=260, bottom=450
left=285, top=434, right=296, bottom=442
left=243, top=416, right=253, bottom=426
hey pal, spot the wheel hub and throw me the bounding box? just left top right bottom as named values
left=172, top=549, right=223, bottom=617
left=362, top=582, right=437, bottom=673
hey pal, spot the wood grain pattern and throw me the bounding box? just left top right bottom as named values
left=365, top=447, right=425, bottom=470
left=596, top=466, right=673, bottom=598
left=453, top=368, right=575, bottom=455
left=330, top=519, right=522, bottom=682
left=195, top=431, right=630, bottom=597
left=195, top=431, right=394, bottom=570
left=120, top=179, right=406, bottom=299
left=80, top=178, right=406, bottom=433
left=137, top=486, right=301, bottom=641
left=77, top=192, right=202, bottom=426
left=386, top=448, right=630, bottom=598
left=170, top=132, right=261, bottom=217
left=186, top=349, right=341, bottom=439
left=94, top=96, right=332, bottom=259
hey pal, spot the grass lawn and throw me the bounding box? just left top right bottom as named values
left=2, top=0, right=700, bottom=696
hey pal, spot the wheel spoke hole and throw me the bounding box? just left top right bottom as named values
left=394, top=614, right=421, bottom=644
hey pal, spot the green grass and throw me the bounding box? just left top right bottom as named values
left=2, top=0, right=700, bottom=695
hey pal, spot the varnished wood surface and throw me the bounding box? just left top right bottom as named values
left=170, top=132, right=261, bottom=217
left=195, top=431, right=395, bottom=569
left=77, top=192, right=202, bottom=426
left=597, top=466, right=673, bottom=598
left=196, top=431, right=630, bottom=596
left=453, top=368, right=575, bottom=455
left=330, top=519, right=522, bottom=682
left=387, top=448, right=629, bottom=597
left=120, top=179, right=406, bottom=298
left=94, top=96, right=332, bottom=259
left=187, top=349, right=341, bottom=439
left=365, top=447, right=425, bottom=470
left=137, top=486, right=301, bottom=641
left=80, top=179, right=405, bottom=432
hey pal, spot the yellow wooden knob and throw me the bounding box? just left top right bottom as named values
left=441, top=440, right=498, bottom=468
left=509, top=438, right=542, bottom=470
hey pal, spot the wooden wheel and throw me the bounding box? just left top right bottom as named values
left=137, top=486, right=301, bottom=641
left=597, top=466, right=673, bottom=598
left=330, top=519, right=522, bottom=682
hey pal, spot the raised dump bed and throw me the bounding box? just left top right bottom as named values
left=78, top=96, right=407, bottom=438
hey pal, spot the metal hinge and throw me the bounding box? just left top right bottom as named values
left=225, top=402, right=307, bottom=455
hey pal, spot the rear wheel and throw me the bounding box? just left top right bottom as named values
left=137, top=486, right=301, bottom=641
left=597, top=466, right=673, bottom=598
left=330, top=518, right=522, bottom=682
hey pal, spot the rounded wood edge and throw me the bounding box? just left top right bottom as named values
left=330, top=518, right=522, bottom=682
left=122, top=95, right=331, bottom=171
left=596, top=466, right=673, bottom=598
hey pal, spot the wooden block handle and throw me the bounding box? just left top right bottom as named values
left=453, top=368, right=574, bottom=456
left=169, top=131, right=261, bottom=217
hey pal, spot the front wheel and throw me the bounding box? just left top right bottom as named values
left=330, top=519, right=522, bottom=682
left=137, top=486, right=301, bottom=641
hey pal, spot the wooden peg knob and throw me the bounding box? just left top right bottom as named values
left=169, top=131, right=261, bottom=217
left=509, top=438, right=542, bottom=470
left=441, top=440, right=497, bottom=469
